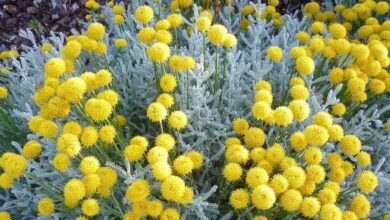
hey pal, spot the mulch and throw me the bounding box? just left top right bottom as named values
left=0, top=0, right=89, bottom=50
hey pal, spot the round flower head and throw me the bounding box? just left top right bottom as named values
left=155, top=19, right=171, bottom=30
left=196, top=16, right=211, bottom=32
left=350, top=194, right=371, bottom=218
left=283, top=166, right=306, bottom=189
left=230, top=188, right=249, bottom=209
left=269, top=174, right=289, bottom=193
left=44, top=58, right=66, bottom=78
left=138, top=27, right=156, bottom=44
left=37, top=197, right=55, bottom=216
left=161, top=175, right=185, bottom=201
left=115, top=38, right=127, bottom=48
left=251, top=185, right=276, bottom=210
left=223, top=163, right=242, bottom=182
left=57, top=133, right=81, bottom=157
left=168, top=111, right=188, bottom=129
left=0, top=173, right=14, bottom=188
left=80, top=156, right=100, bottom=175
left=99, top=125, right=116, bottom=144
left=320, top=204, right=342, bottom=220
left=252, top=101, right=271, bottom=121
left=313, top=111, right=333, bottom=128
left=53, top=153, right=70, bottom=171
left=160, top=73, right=177, bottom=92
left=152, top=161, right=172, bottom=181
left=256, top=80, right=272, bottom=92
left=147, top=102, right=167, bottom=122
left=147, top=43, right=170, bottom=62
left=329, top=67, right=344, bottom=84
left=267, top=46, right=283, bottom=62
left=173, top=155, right=194, bottom=175
left=63, top=178, right=86, bottom=204
left=62, top=41, right=82, bottom=59
left=160, top=208, right=180, bottom=220
left=124, top=144, right=146, bottom=162
left=329, top=23, right=347, bottom=39
left=167, top=13, right=183, bottom=28
left=280, top=189, right=303, bottom=212
left=300, top=197, right=320, bottom=217
left=331, top=103, right=346, bottom=116
left=356, top=151, right=371, bottom=166
left=303, top=125, right=329, bottom=145
left=85, top=98, right=113, bottom=122
left=97, top=89, right=119, bottom=107
left=288, top=100, right=310, bottom=122
left=225, top=144, right=249, bottom=164
left=147, top=146, right=168, bottom=165
left=208, top=24, right=228, bottom=45
left=340, top=135, right=361, bottom=156
left=291, top=85, right=309, bottom=100
left=296, top=56, right=315, bottom=75
left=81, top=198, right=100, bottom=217
left=290, top=132, right=307, bottom=151
left=357, top=170, right=378, bottom=193
left=233, top=117, right=249, bottom=135
left=223, top=33, right=237, bottom=48
left=244, top=127, right=266, bottom=148
left=113, top=14, right=124, bottom=24
left=86, top=22, right=105, bottom=40
left=126, top=179, right=150, bottom=202
left=155, top=30, right=173, bottom=44
left=135, top=5, right=154, bottom=24
left=22, top=140, right=42, bottom=159
left=273, top=106, right=293, bottom=126
left=246, top=167, right=269, bottom=188
left=57, top=77, right=86, bottom=103
left=186, top=150, right=203, bottom=169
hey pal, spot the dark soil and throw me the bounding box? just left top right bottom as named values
left=0, top=0, right=89, bottom=50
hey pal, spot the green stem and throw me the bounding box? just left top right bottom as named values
left=186, top=70, right=190, bottom=109
left=175, top=28, right=179, bottom=53
left=213, top=45, right=219, bottom=93
left=218, top=48, right=228, bottom=107
left=202, top=33, right=206, bottom=71
left=153, top=62, right=159, bottom=90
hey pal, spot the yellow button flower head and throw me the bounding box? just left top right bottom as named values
left=57, top=133, right=81, bottom=157
left=208, top=24, right=228, bottom=45
left=173, top=155, right=194, bottom=175
left=38, top=120, right=58, bottom=138
left=83, top=173, right=100, bottom=196
left=155, top=19, right=171, bottom=30
left=113, top=15, right=124, bottom=24
left=57, top=77, right=86, bottom=103
left=167, top=13, right=183, bottom=29
left=115, top=38, right=127, bottom=48
left=0, top=87, right=8, bottom=99
left=296, top=31, right=310, bottom=42
left=273, top=106, right=293, bottom=126
left=63, top=121, right=82, bottom=136
left=126, top=179, right=150, bottom=202
left=244, top=127, right=266, bottom=148
left=160, top=208, right=180, bottom=220
left=155, top=30, right=173, bottom=44
left=357, top=170, right=378, bottom=193
left=229, top=188, right=249, bottom=209
left=267, top=46, right=283, bottom=62
left=37, top=197, right=55, bottom=216
left=329, top=23, right=347, bottom=39
left=375, top=1, right=389, bottom=15
left=223, top=163, right=242, bottom=182
left=233, top=117, right=249, bottom=135
left=356, top=151, right=371, bottom=166
left=87, top=22, right=105, bottom=40
left=168, top=111, right=188, bottom=129
left=225, top=144, right=249, bottom=164
left=304, top=124, right=329, bottom=145
left=269, top=174, right=289, bottom=193
left=135, top=5, right=154, bottom=24
left=95, top=69, right=112, bottom=87
left=147, top=102, right=167, bottom=122
left=178, top=0, right=192, bottom=8
left=196, top=16, right=211, bottom=32
left=138, top=27, right=156, bottom=44
left=80, top=156, right=100, bottom=175
left=295, top=56, right=315, bottom=75
left=52, top=153, right=70, bottom=171
left=186, top=150, right=203, bottom=169
left=112, top=4, right=124, bottom=14
left=320, top=204, right=342, bottom=220
left=160, top=73, right=177, bottom=92
left=252, top=101, right=271, bottom=121
left=155, top=133, right=175, bottom=151
left=44, top=58, right=66, bottom=78
left=251, top=185, right=276, bottom=210
left=223, top=33, right=237, bottom=48
left=41, top=42, right=53, bottom=52
left=1, top=153, right=27, bottom=178
left=151, top=161, right=172, bottom=181
left=161, top=175, right=185, bottom=201
left=246, top=167, right=269, bottom=188
left=99, top=125, right=116, bottom=144
left=85, top=98, right=113, bottom=122
left=280, top=189, right=303, bottom=212
left=147, top=43, right=171, bottom=62
left=81, top=198, right=100, bottom=217
left=80, top=126, right=98, bottom=148
left=157, top=93, right=174, bottom=109
left=290, top=132, right=307, bottom=151
left=0, top=173, right=14, bottom=188
left=283, top=166, right=306, bottom=189
left=340, top=134, right=361, bottom=156
left=147, top=146, right=168, bottom=165
left=288, top=100, right=310, bottom=122
left=349, top=194, right=371, bottom=218
left=300, top=197, right=320, bottom=217
left=63, top=178, right=86, bottom=204
left=22, top=140, right=42, bottom=159
left=62, top=41, right=82, bottom=59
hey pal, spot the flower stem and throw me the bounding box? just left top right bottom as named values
left=186, top=70, right=190, bottom=109
left=213, top=45, right=219, bottom=93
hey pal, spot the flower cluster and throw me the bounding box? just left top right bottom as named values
left=0, top=0, right=389, bottom=219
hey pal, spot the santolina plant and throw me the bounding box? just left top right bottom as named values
left=0, top=0, right=389, bottom=219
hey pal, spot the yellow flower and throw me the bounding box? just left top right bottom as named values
left=0, top=173, right=13, bottom=188
left=63, top=178, right=86, bottom=205
left=252, top=101, right=271, bottom=121
left=22, top=140, right=42, bottom=159
left=340, top=135, right=361, bottom=155
left=160, top=208, right=180, bottom=220
left=186, top=150, right=203, bottom=169
left=81, top=198, right=100, bottom=217
left=225, top=144, right=249, bottom=164
left=223, top=163, right=242, bottom=182
left=115, top=38, right=127, bottom=48
left=266, top=143, right=285, bottom=164
left=313, top=111, right=333, bottom=128
left=251, top=185, right=276, bottom=210
left=357, top=170, right=378, bottom=193
left=167, top=13, right=183, bottom=29
left=83, top=174, right=100, bottom=196
left=146, top=200, right=163, bottom=217
left=329, top=23, right=347, bottom=39
left=223, top=33, right=237, bottom=48
left=138, top=27, right=156, bottom=43
left=80, top=126, right=98, bottom=147
left=41, top=43, right=53, bottom=52
left=350, top=194, right=371, bottom=218
left=63, top=121, right=82, bottom=136
left=283, top=166, right=306, bottom=189
left=273, top=106, right=293, bottom=126
left=329, top=67, right=344, bottom=84
left=246, top=167, right=269, bottom=188
left=62, top=40, right=82, bottom=59
left=295, top=56, right=315, bottom=75
left=196, top=16, right=211, bottom=32
left=255, top=90, right=273, bottom=104
left=124, top=144, right=146, bottom=162
left=318, top=188, right=337, bottom=205
left=44, top=58, right=66, bottom=79
left=85, top=98, right=113, bottom=122
left=112, top=4, right=124, bottom=14
left=320, top=204, right=342, bottom=220
left=57, top=77, right=86, bottom=103
left=296, top=31, right=310, bottom=42
left=208, top=24, right=228, bottom=45
left=155, top=19, right=171, bottom=30
left=356, top=151, right=371, bottom=166
left=267, top=46, right=283, bottom=62
left=113, top=15, right=124, bottom=24
left=134, top=5, right=154, bottom=24
left=229, top=188, right=249, bottom=209
left=80, top=156, right=100, bottom=175
left=161, top=176, right=185, bottom=201
left=151, top=161, right=172, bottom=181
left=304, top=125, right=329, bottom=145
left=269, top=174, right=289, bottom=193
left=37, top=197, right=55, bottom=216
left=86, top=22, right=105, bottom=40
left=288, top=100, right=310, bottom=122
left=126, top=179, right=150, bottom=202
left=232, top=117, right=249, bottom=135
left=280, top=189, right=303, bottom=212
left=168, top=111, right=188, bottom=129
left=99, top=125, right=116, bottom=144
left=146, top=43, right=170, bottom=62
left=173, top=155, right=194, bottom=175
left=57, top=133, right=81, bottom=157
left=300, top=197, right=320, bottom=217
left=52, top=153, right=70, bottom=171
left=290, top=132, right=307, bottom=151
left=244, top=127, right=266, bottom=148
